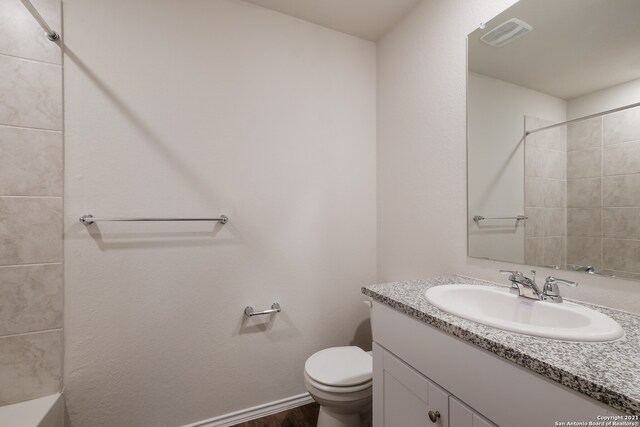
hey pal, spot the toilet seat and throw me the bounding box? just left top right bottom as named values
left=304, top=346, right=372, bottom=394
left=305, top=370, right=372, bottom=394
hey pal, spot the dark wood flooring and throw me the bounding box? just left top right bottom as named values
left=232, top=402, right=320, bottom=427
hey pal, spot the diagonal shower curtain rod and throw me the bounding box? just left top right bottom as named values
left=19, top=0, right=60, bottom=41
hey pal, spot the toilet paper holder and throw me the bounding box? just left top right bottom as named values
left=244, top=303, right=281, bottom=317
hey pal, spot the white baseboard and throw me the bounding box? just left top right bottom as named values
left=181, top=393, right=314, bottom=427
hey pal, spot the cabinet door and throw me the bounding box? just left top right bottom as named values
left=450, top=397, right=496, bottom=427
left=374, top=344, right=449, bottom=427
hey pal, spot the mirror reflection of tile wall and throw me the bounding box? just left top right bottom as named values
left=525, top=106, right=640, bottom=279
left=600, top=107, right=640, bottom=279
left=524, top=117, right=567, bottom=269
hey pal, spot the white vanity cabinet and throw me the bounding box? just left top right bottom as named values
left=374, top=342, right=496, bottom=427
left=374, top=342, right=450, bottom=426
left=370, top=301, right=622, bottom=427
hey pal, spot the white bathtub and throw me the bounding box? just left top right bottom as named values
left=0, top=394, right=63, bottom=427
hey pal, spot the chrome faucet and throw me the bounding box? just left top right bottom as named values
left=499, top=270, right=578, bottom=303
left=541, top=276, right=578, bottom=303
left=500, top=270, right=541, bottom=300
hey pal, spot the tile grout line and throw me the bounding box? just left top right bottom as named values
left=0, top=262, right=63, bottom=269
left=0, top=328, right=63, bottom=340
left=0, top=195, right=62, bottom=199
left=0, top=123, right=62, bottom=133
left=0, top=51, right=62, bottom=67
left=567, top=138, right=640, bottom=152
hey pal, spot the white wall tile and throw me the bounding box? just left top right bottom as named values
left=0, top=0, right=61, bottom=64
left=567, top=147, right=601, bottom=179
left=567, top=178, right=601, bottom=208
left=603, top=107, right=640, bottom=145
left=0, top=330, right=62, bottom=405
left=0, top=126, right=62, bottom=196
left=543, top=179, right=565, bottom=208
left=524, top=238, right=543, bottom=266
left=524, top=208, right=543, bottom=237
left=603, top=175, right=640, bottom=207
left=541, top=149, right=565, bottom=180
left=603, top=208, right=640, bottom=239
left=0, top=264, right=62, bottom=335
left=524, top=177, right=544, bottom=207
left=0, top=55, right=62, bottom=130
left=603, top=239, right=640, bottom=273
left=567, top=208, right=601, bottom=238
left=543, top=208, right=565, bottom=237
left=567, top=117, right=602, bottom=151
left=603, top=141, right=640, bottom=176
left=0, top=197, right=62, bottom=265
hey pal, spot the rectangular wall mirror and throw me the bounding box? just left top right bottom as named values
left=467, top=0, right=640, bottom=280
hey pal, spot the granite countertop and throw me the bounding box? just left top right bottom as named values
left=362, top=275, right=640, bottom=415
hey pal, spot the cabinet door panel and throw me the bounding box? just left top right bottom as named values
left=473, top=414, right=495, bottom=427
left=428, top=382, right=449, bottom=427
left=450, top=396, right=473, bottom=427
left=384, top=371, right=430, bottom=427
left=450, top=396, right=496, bottom=427
left=378, top=347, right=450, bottom=427
left=383, top=348, right=429, bottom=402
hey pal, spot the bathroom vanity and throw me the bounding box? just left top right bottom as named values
left=363, top=276, right=639, bottom=427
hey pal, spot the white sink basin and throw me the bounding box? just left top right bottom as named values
left=425, top=285, right=624, bottom=342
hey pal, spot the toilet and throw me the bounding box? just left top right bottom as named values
left=304, top=346, right=372, bottom=427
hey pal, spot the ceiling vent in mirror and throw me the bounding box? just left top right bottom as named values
left=480, top=18, right=532, bottom=47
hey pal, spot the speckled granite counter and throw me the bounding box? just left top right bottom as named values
left=362, top=275, right=640, bottom=415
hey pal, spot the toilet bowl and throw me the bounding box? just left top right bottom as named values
left=304, top=346, right=372, bottom=427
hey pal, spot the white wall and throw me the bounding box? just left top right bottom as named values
left=568, top=77, right=640, bottom=119
left=467, top=72, right=566, bottom=264
left=377, top=0, right=640, bottom=313
left=63, top=1, right=376, bottom=426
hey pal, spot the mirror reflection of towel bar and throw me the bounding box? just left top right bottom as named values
left=79, top=215, right=228, bottom=225
left=244, top=303, right=281, bottom=317
left=473, top=215, right=527, bottom=222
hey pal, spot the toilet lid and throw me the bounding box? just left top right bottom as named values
left=305, top=346, right=372, bottom=387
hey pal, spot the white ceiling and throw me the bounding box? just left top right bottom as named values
left=468, top=0, right=640, bottom=100
left=241, top=0, right=422, bottom=41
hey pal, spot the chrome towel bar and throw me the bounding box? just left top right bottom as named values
left=473, top=215, right=527, bottom=222
left=244, top=303, right=281, bottom=317
left=80, top=215, right=228, bottom=225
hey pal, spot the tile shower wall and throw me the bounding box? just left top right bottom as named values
left=566, top=106, right=640, bottom=279
left=0, top=0, right=63, bottom=406
left=524, top=116, right=567, bottom=268
left=566, top=117, right=603, bottom=272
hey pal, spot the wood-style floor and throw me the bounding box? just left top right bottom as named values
left=231, top=402, right=320, bottom=427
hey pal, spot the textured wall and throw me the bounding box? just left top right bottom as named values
left=377, top=0, right=640, bottom=313
left=63, top=0, right=376, bottom=426
left=0, top=0, right=63, bottom=406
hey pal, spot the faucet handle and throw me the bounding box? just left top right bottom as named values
left=542, top=276, right=578, bottom=303
left=546, top=276, right=578, bottom=287
left=499, top=269, right=522, bottom=277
